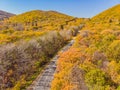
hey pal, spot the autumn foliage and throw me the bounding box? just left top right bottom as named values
left=0, top=30, right=76, bottom=90
left=51, top=5, right=120, bottom=90
left=51, top=28, right=120, bottom=90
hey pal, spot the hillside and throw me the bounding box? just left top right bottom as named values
left=0, top=9, right=85, bottom=89
left=0, top=10, right=15, bottom=20
left=0, top=10, right=86, bottom=44
left=51, top=4, right=120, bottom=90
left=84, top=4, right=120, bottom=31
left=3, top=10, right=75, bottom=31
left=92, top=4, right=120, bottom=22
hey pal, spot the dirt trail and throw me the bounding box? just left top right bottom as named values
left=27, top=40, right=75, bottom=90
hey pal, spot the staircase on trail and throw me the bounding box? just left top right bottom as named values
left=27, top=40, right=75, bottom=90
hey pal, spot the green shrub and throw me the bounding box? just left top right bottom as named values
left=107, top=40, right=120, bottom=62
left=85, top=69, right=107, bottom=90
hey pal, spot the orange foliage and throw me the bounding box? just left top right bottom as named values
left=51, top=48, right=82, bottom=90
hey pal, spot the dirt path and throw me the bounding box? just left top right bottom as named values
left=27, top=39, right=75, bottom=90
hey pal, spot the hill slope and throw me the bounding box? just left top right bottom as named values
left=92, top=4, right=120, bottom=23
left=0, top=10, right=86, bottom=44
left=4, top=10, right=75, bottom=31
left=0, top=10, right=15, bottom=20
left=51, top=4, right=120, bottom=90
left=84, top=4, right=120, bottom=30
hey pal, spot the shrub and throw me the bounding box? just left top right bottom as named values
left=0, top=30, right=74, bottom=89
left=107, top=40, right=120, bottom=62
left=107, top=61, right=120, bottom=85
left=85, top=69, right=107, bottom=90
left=51, top=48, right=82, bottom=90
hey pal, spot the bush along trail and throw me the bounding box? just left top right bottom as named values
left=0, top=30, right=78, bottom=90
left=27, top=39, right=75, bottom=90
left=26, top=25, right=83, bottom=90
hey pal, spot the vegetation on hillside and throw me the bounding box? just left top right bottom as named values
left=83, top=4, right=120, bottom=31
left=1, top=4, right=120, bottom=90
left=0, top=10, right=86, bottom=45
left=1, top=10, right=74, bottom=31
left=51, top=29, right=120, bottom=90
left=51, top=4, right=120, bottom=90
left=0, top=30, right=45, bottom=45
left=0, top=29, right=79, bottom=90
left=0, top=9, right=84, bottom=89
